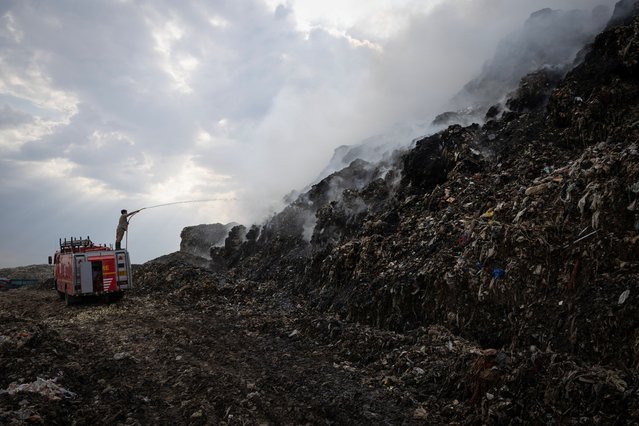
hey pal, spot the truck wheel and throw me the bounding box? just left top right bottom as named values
left=65, top=291, right=73, bottom=306
left=108, top=291, right=124, bottom=303
left=54, top=281, right=64, bottom=299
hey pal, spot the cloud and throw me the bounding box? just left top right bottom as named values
left=306, top=0, right=617, bottom=177
left=0, top=0, right=619, bottom=266
left=0, top=104, right=33, bottom=128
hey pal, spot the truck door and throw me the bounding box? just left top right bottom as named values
left=91, top=261, right=103, bottom=292
left=79, top=258, right=93, bottom=294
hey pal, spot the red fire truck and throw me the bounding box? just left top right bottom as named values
left=49, top=237, right=133, bottom=305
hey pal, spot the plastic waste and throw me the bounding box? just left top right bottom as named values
left=618, top=290, right=630, bottom=305
left=481, top=209, right=494, bottom=219
left=1, top=377, right=76, bottom=400
left=491, top=268, right=505, bottom=279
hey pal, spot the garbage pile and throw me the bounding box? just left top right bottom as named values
left=135, top=253, right=224, bottom=303
left=1, top=378, right=76, bottom=400
left=179, top=223, right=234, bottom=259
left=0, top=265, right=53, bottom=291
left=0, top=265, right=52, bottom=282
left=205, top=0, right=639, bottom=362
left=0, top=313, right=84, bottom=424
left=138, top=2, right=639, bottom=422
left=293, top=317, right=638, bottom=423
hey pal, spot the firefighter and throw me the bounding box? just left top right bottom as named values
left=115, top=209, right=140, bottom=249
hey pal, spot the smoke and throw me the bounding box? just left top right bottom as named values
left=298, top=0, right=617, bottom=187
left=452, top=3, right=612, bottom=110
left=302, top=212, right=317, bottom=242
left=0, top=0, right=620, bottom=266
left=358, top=0, right=610, bottom=123
left=239, top=0, right=618, bottom=247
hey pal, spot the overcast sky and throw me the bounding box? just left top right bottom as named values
left=0, top=0, right=615, bottom=267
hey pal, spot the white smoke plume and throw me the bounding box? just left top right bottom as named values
left=0, top=0, right=619, bottom=266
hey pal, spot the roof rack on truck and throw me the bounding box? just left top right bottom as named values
left=59, top=236, right=112, bottom=253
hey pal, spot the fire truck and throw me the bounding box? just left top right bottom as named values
left=49, top=236, right=133, bottom=305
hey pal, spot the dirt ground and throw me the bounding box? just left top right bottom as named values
left=3, top=4, right=639, bottom=425
left=1, top=285, right=481, bottom=425
left=4, top=278, right=635, bottom=425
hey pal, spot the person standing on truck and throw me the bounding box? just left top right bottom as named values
left=115, top=209, right=140, bottom=249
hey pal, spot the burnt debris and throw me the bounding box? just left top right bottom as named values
left=3, top=2, right=639, bottom=424
left=166, top=3, right=639, bottom=422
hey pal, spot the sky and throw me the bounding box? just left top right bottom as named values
left=0, top=0, right=616, bottom=267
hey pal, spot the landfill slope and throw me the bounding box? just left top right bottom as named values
left=2, top=2, right=639, bottom=425
left=221, top=0, right=639, bottom=357
left=202, top=2, right=639, bottom=422
left=0, top=265, right=52, bottom=282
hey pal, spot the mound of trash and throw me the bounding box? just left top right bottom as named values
left=130, top=2, right=639, bottom=423
left=204, top=0, right=639, bottom=365
left=0, top=265, right=52, bottom=282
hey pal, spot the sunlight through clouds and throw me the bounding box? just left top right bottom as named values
left=151, top=20, right=199, bottom=93
left=0, top=0, right=617, bottom=266
left=148, top=155, right=233, bottom=204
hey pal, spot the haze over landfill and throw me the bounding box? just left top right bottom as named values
left=2, top=0, right=639, bottom=423
left=0, top=0, right=614, bottom=266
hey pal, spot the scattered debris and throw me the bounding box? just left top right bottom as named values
left=619, top=289, right=630, bottom=305
left=2, top=2, right=639, bottom=424
left=2, top=378, right=76, bottom=400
